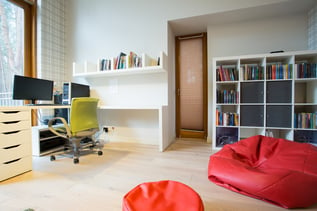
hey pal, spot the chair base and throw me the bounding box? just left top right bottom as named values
left=49, top=137, right=103, bottom=164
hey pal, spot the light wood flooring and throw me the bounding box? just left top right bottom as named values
left=1, top=139, right=317, bottom=211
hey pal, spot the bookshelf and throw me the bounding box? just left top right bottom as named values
left=73, top=51, right=167, bottom=79
left=212, top=50, right=317, bottom=150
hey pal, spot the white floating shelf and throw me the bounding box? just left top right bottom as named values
left=73, top=51, right=167, bottom=79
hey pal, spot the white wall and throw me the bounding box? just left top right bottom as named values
left=66, top=0, right=287, bottom=64
left=208, top=14, right=308, bottom=58
left=66, top=0, right=307, bottom=147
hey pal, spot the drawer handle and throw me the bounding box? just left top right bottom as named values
left=3, top=130, right=21, bottom=135
left=3, top=144, right=21, bottom=149
left=3, top=121, right=20, bottom=124
left=2, top=111, right=20, bottom=114
left=3, top=158, right=21, bottom=165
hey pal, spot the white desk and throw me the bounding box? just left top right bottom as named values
left=31, top=104, right=170, bottom=152
left=98, top=105, right=169, bottom=152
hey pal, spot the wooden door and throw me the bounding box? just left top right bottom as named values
left=175, top=33, right=207, bottom=139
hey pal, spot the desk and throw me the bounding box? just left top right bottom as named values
left=98, top=105, right=169, bottom=152
left=32, top=105, right=169, bottom=151
left=0, top=104, right=170, bottom=180
left=32, top=105, right=169, bottom=154
left=2, top=103, right=169, bottom=157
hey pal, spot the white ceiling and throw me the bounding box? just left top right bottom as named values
left=169, top=0, right=317, bottom=36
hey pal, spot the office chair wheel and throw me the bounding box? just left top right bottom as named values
left=50, top=155, right=56, bottom=161
left=98, top=151, right=103, bottom=156
left=73, top=158, right=79, bottom=164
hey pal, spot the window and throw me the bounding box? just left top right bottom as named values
left=0, top=0, right=36, bottom=106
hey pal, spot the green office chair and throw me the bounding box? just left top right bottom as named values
left=48, top=97, right=103, bottom=164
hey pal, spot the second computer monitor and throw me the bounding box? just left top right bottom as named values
left=62, top=82, right=90, bottom=105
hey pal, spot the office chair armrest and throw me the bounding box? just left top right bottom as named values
left=48, top=117, right=71, bottom=138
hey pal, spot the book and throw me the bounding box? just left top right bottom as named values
left=296, top=62, right=317, bottom=78
left=115, top=52, right=126, bottom=69
left=241, top=64, right=264, bottom=80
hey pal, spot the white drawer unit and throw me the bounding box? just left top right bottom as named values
left=0, top=107, right=32, bottom=181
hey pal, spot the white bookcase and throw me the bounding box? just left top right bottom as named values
left=212, top=50, right=317, bottom=150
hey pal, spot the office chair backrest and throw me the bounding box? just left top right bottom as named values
left=70, top=97, right=99, bottom=135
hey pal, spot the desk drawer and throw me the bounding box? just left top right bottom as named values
left=0, top=130, right=31, bottom=148
left=0, top=120, right=30, bottom=133
left=0, top=156, right=32, bottom=181
left=0, top=142, right=31, bottom=163
left=0, top=110, right=30, bottom=122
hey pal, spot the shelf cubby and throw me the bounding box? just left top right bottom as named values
left=295, top=80, right=317, bottom=104
left=240, top=81, right=264, bottom=103
left=294, top=129, right=317, bottom=146
left=216, top=82, right=239, bottom=104
left=295, top=53, right=317, bottom=79
left=240, top=127, right=265, bottom=140
left=240, top=105, right=264, bottom=127
left=216, top=105, right=239, bottom=126
left=266, top=80, right=292, bottom=103
left=215, top=127, right=239, bottom=148
left=265, top=129, right=293, bottom=140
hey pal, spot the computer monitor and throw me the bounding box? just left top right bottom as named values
left=12, top=75, right=54, bottom=105
left=62, top=82, right=90, bottom=104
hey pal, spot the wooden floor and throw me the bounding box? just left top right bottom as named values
left=1, top=139, right=316, bottom=211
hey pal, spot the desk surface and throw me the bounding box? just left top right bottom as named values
left=1, top=105, right=166, bottom=110
left=28, top=105, right=71, bottom=109
left=98, top=105, right=166, bottom=110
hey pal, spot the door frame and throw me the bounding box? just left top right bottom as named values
left=175, top=32, right=208, bottom=139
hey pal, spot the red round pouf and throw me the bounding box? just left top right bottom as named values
left=122, top=180, right=204, bottom=211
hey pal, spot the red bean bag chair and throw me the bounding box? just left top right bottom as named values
left=122, top=180, right=204, bottom=211
left=208, top=135, right=317, bottom=208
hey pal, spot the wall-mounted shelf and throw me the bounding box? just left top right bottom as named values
left=73, top=51, right=167, bottom=79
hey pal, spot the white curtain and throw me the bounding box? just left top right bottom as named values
left=37, top=0, right=67, bottom=124
left=308, top=4, right=317, bottom=50
left=37, top=0, right=66, bottom=93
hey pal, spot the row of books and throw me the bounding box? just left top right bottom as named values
left=294, top=112, right=317, bottom=129
left=216, top=109, right=239, bottom=126
left=240, top=64, right=264, bottom=80
left=216, top=66, right=238, bottom=81
left=266, top=63, right=293, bottom=80
left=216, top=89, right=239, bottom=104
left=296, top=63, right=317, bottom=78
left=217, top=62, right=317, bottom=81
left=99, top=51, right=159, bottom=71
left=100, top=58, right=112, bottom=70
